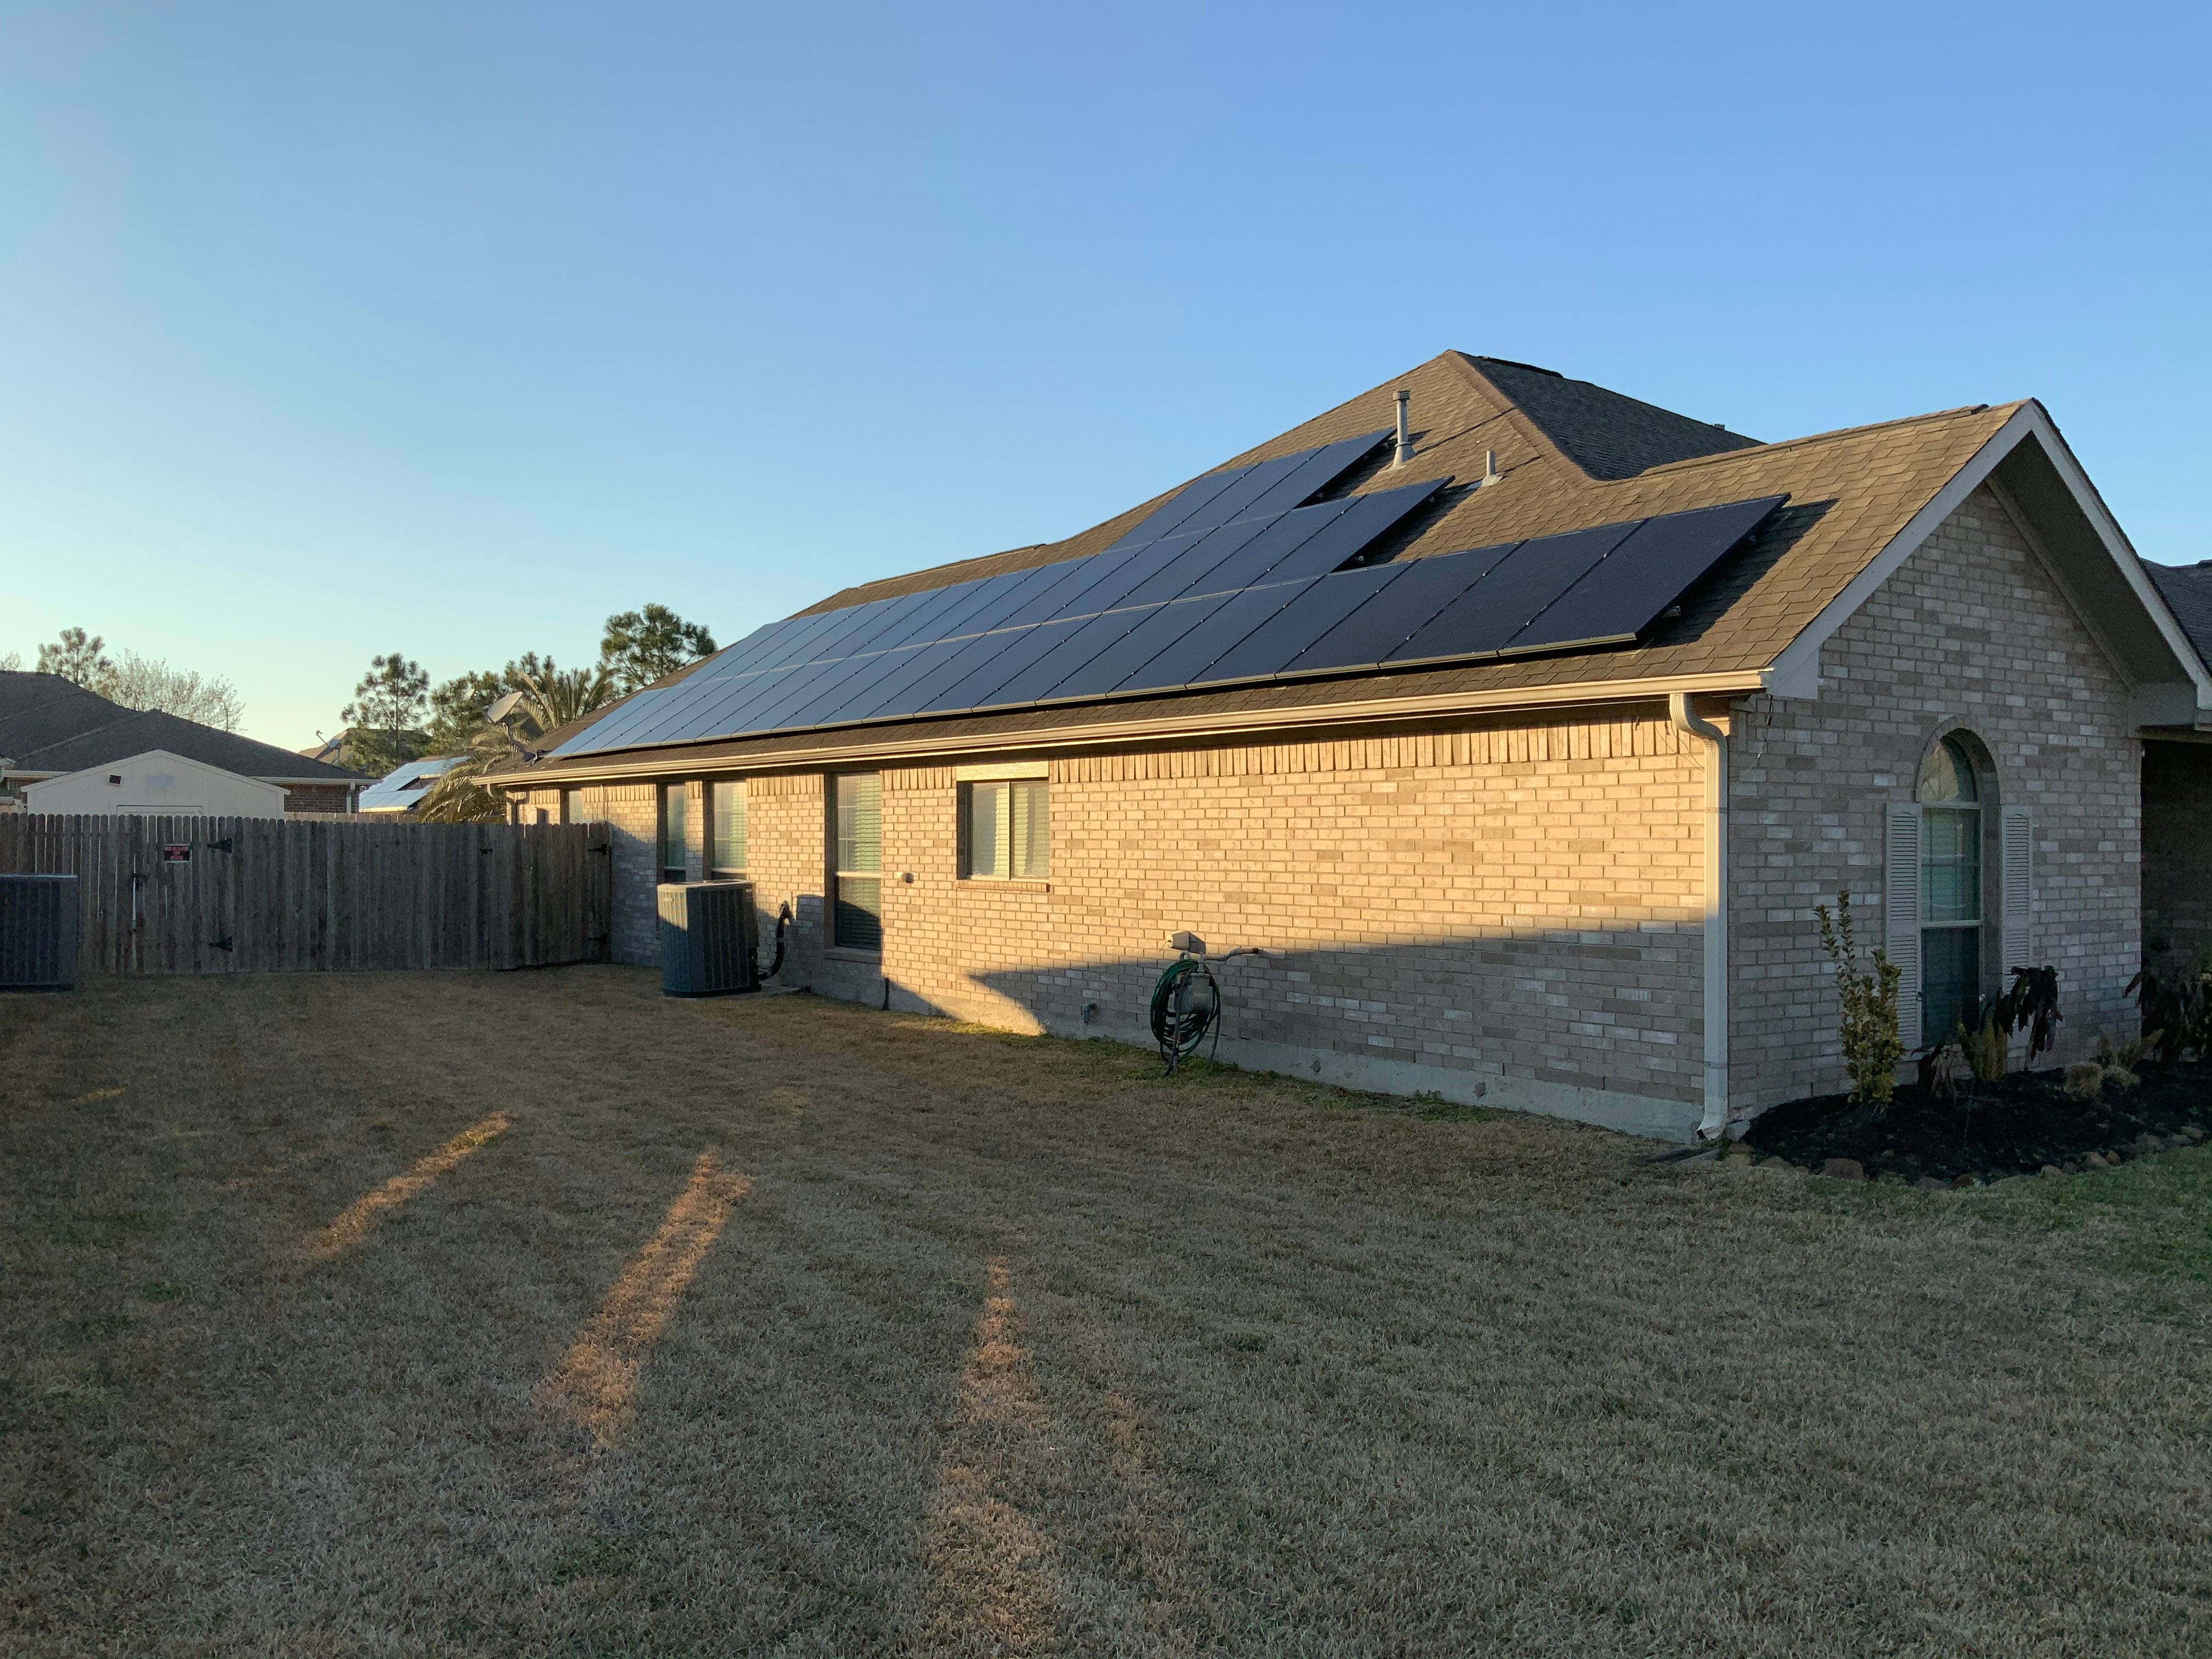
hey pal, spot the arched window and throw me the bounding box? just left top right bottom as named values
left=1917, top=735, right=1982, bottom=1040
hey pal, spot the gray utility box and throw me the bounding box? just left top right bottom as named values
left=0, top=873, right=80, bottom=991
left=658, top=880, right=759, bottom=997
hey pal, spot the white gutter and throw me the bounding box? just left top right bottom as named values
left=1668, top=691, right=1730, bottom=1140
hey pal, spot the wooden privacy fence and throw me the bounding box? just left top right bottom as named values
left=0, top=815, right=612, bottom=975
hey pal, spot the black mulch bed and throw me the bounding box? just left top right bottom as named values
left=1741, top=1060, right=2212, bottom=1183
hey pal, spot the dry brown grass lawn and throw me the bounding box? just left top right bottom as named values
left=4, top=968, right=2211, bottom=1657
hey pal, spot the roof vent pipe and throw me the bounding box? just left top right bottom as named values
left=1477, top=449, right=1502, bottom=489
left=1393, top=390, right=1413, bottom=467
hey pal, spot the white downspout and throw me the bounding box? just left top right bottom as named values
left=1668, top=692, right=1729, bottom=1140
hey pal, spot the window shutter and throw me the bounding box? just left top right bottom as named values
left=1886, top=804, right=1924, bottom=1051
left=2001, top=807, right=2032, bottom=970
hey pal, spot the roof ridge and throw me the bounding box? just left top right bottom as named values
left=1442, top=352, right=1586, bottom=477
left=1636, top=400, right=2021, bottom=475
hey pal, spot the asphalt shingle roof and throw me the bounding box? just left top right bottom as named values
left=0, top=672, right=363, bottom=781
left=2145, top=562, right=2212, bottom=674
left=512, top=352, right=2023, bottom=772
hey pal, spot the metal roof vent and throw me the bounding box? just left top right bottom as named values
left=1477, top=449, right=1502, bottom=489
left=1393, top=390, right=1414, bottom=468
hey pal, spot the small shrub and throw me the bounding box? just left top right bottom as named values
left=1815, top=891, right=1903, bottom=1106
left=2063, top=1061, right=2106, bottom=1101
left=1959, top=1007, right=2009, bottom=1084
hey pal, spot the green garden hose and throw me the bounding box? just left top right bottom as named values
left=1149, top=957, right=1221, bottom=1072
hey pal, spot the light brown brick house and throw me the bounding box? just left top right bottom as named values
left=495, top=352, right=2212, bottom=1141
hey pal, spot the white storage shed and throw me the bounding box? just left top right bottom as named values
left=20, top=748, right=290, bottom=818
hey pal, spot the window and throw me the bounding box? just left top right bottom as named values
left=1917, top=736, right=1982, bottom=1041
left=660, top=783, right=690, bottom=883
left=960, top=779, right=1048, bottom=879
left=710, top=780, right=747, bottom=877
left=831, top=773, right=882, bottom=951
left=561, top=787, right=584, bottom=824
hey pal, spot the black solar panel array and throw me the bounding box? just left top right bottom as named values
left=556, top=443, right=1784, bottom=757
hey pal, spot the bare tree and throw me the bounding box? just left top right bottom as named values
left=109, top=653, right=246, bottom=731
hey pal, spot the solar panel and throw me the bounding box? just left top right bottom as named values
left=985, top=603, right=1168, bottom=707
left=1278, top=545, right=1507, bottom=675
left=850, top=630, right=1026, bottom=723
left=1384, top=522, right=1633, bottom=665
left=1110, top=578, right=1320, bottom=691
left=930, top=562, right=1073, bottom=640
left=919, top=616, right=1091, bottom=713
left=1252, top=477, right=1451, bottom=585
left=742, top=646, right=913, bottom=732
left=1112, top=518, right=1270, bottom=609
left=833, top=575, right=987, bottom=657
left=1032, top=589, right=1239, bottom=703
left=1192, top=564, right=1408, bottom=687
left=710, top=608, right=848, bottom=678
left=1099, top=430, right=1387, bottom=551
left=1500, top=494, right=1786, bottom=656
left=992, top=544, right=1152, bottom=629
left=1228, top=430, right=1390, bottom=522
left=1101, top=461, right=1257, bottom=551
left=1169, top=499, right=1355, bottom=596
left=654, top=662, right=811, bottom=744
left=1036, top=538, right=1193, bottom=622
left=787, top=641, right=960, bottom=730
left=555, top=474, right=1787, bottom=755
left=1161, top=450, right=1314, bottom=535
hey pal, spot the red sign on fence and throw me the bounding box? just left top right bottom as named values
left=160, top=845, right=191, bottom=864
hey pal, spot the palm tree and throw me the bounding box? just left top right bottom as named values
left=417, top=664, right=616, bottom=823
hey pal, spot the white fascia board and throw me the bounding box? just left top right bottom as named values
left=1760, top=404, right=2212, bottom=715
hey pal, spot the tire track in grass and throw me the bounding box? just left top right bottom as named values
left=926, top=1256, right=1064, bottom=1655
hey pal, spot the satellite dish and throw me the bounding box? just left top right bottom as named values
left=485, top=690, right=528, bottom=724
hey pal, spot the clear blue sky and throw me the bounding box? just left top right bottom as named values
left=3, top=1, right=2206, bottom=746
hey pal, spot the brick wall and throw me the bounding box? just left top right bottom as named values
left=2142, top=740, right=2212, bottom=972
left=283, top=783, right=356, bottom=815
left=1728, top=483, right=2140, bottom=1106
left=584, top=716, right=1714, bottom=1137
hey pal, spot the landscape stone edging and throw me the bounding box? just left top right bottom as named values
left=1718, top=1124, right=2207, bottom=1188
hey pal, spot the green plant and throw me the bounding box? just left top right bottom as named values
left=1959, top=1007, right=2008, bottom=1082
left=1815, top=891, right=1904, bottom=1105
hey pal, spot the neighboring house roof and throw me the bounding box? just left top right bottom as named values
left=2145, top=562, right=2212, bottom=673
left=357, top=754, right=464, bottom=812
left=501, top=350, right=2211, bottom=780
left=0, top=672, right=365, bottom=784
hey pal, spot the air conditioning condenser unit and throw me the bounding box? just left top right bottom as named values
left=1, top=874, right=80, bottom=991
left=658, top=880, right=760, bottom=997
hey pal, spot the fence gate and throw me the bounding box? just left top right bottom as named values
left=0, top=815, right=613, bottom=975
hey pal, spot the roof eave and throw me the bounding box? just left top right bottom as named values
left=488, top=668, right=1768, bottom=788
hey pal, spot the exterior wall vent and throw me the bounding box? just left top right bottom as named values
left=0, top=874, right=80, bottom=991
left=658, top=879, right=760, bottom=996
